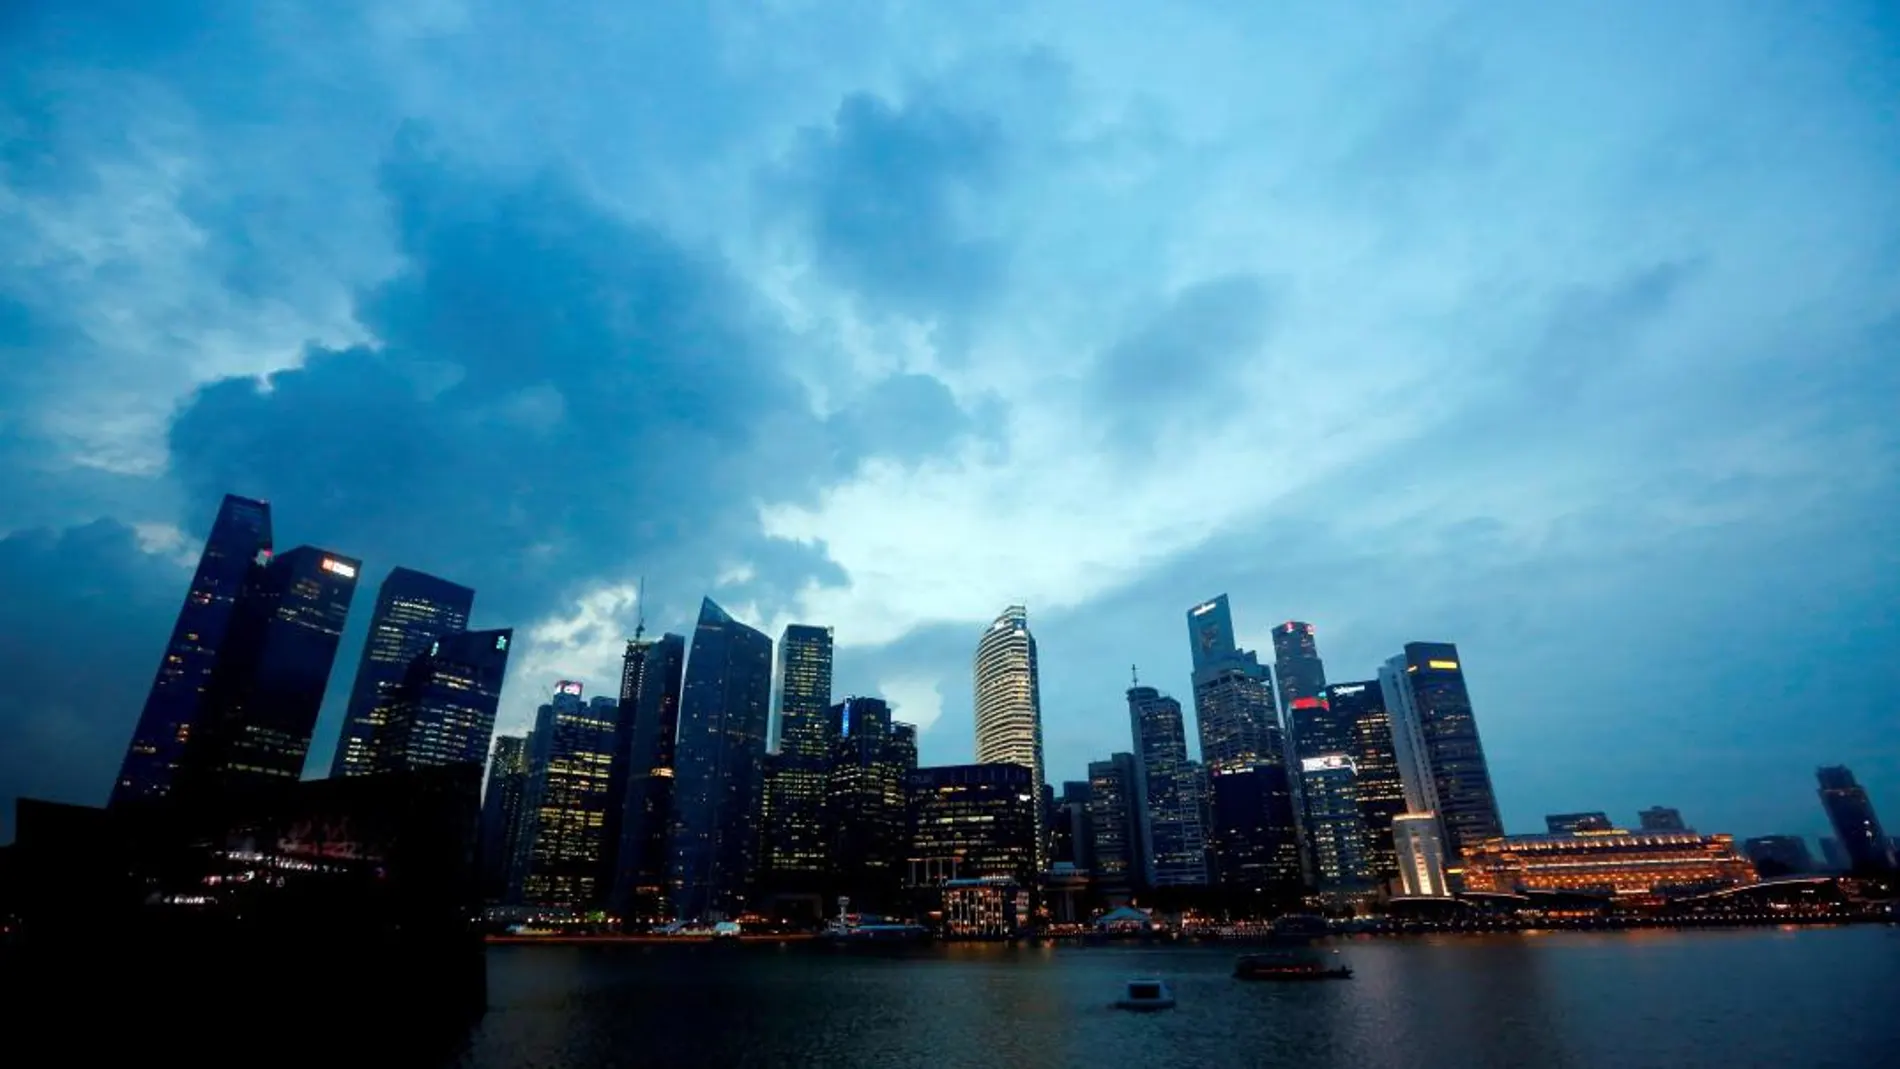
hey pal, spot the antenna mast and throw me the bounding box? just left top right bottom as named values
left=633, top=574, right=647, bottom=643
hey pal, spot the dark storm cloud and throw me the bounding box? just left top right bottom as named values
left=1089, top=274, right=1278, bottom=410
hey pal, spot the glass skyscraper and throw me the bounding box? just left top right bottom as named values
left=823, top=697, right=915, bottom=912
left=763, top=624, right=835, bottom=887
left=1378, top=642, right=1504, bottom=860
left=331, top=567, right=474, bottom=778
left=480, top=734, right=530, bottom=903
left=1271, top=620, right=1327, bottom=712
left=374, top=628, right=512, bottom=772
left=907, top=763, right=1038, bottom=889
left=611, top=632, right=685, bottom=920
left=1288, top=695, right=1373, bottom=894
left=520, top=683, right=620, bottom=908
left=667, top=599, right=773, bottom=921
left=1086, top=752, right=1147, bottom=896
left=1329, top=680, right=1406, bottom=886
left=973, top=605, right=1047, bottom=871
left=112, top=493, right=273, bottom=806
left=176, top=545, right=361, bottom=797
left=1816, top=765, right=1895, bottom=873
left=1126, top=685, right=1206, bottom=887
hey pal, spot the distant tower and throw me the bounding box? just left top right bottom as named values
left=1378, top=643, right=1503, bottom=860
left=331, top=567, right=475, bottom=778
left=520, top=682, right=621, bottom=908
left=1126, top=685, right=1207, bottom=887
left=974, top=605, right=1047, bottom=871
left=480, top=735, right=531, bottom=903
left=1816, top=766, right=1895, bottom=873
left=375, top=628, right=513, bottom=772
left=1639, top=806, right=1688, bottom=832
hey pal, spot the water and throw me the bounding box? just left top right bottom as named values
left=445, top=928, right=1900, bottom=1068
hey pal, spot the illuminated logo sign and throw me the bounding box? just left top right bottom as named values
left=1190, top=601, right=1219, bottom=617
left=1331, top=684, right=1367, bottom=697
left=495, top=635, right=509, bottom=651
left=557, top=681, right=583, bottom=696
left=430, top=641, right=440, bottom=657
left=320, top=558, right=357, bottom=579
left=1292, top=696, right=1327, bottom=711
left=1427, top=659, right=1459, bottom=671
left=1301, top=754, right=1355, bottom=774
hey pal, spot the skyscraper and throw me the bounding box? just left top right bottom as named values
left=176, top=545, right=361, bottom=798
left=601, top=634, right=653, bottom=916
left=667, top=599, right=773, bottom=920
left=1330, top=680, right=1405, bottom=886
left=1086, top=752, right=1147, bottom=897
left=480, top=734, right=530, bottom=903
left=1816, top=766, right=1895, bottom=873
left=112, top=493, right=273, bottom=806
left=974, top=605, right=1047, bottom=870
left=823, top=697, right=914, bottom=912
left=330, top=567, right=475, bottom=778
left=611, top=632, right=685, bottom=920
left=1206, top=761, right=1305, bottom=905
left=1271, top=621, right=1327, bottom=713
left=1741, top=835, right=1814, bottom=877
left=1378, top=643, right=1504, bottom=859
left=520, top=683, right=620, bottom=908
left=1288, top=696, right=1374, bottom=894
left=908, top=763, right=1038, bottom=889
left=374, top=629, right=513, bottom=772
left=1126, top=684, right=1206, bottom=887
left=1393, top=813, right=1450, bottom=897
left=1639, top=806, right=1688, bottom=832
left=763, top=624, right=835, bottom=888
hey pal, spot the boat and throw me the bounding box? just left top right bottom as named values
left=1234, top=950, right=1352, bottom=981
left=1113, top=978, right=1177, bottom=1011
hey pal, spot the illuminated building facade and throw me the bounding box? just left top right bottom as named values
left=1288, top=685, right=1373, bottom=894
left=480, top=734, right=530, bottom=902
left=667, top=599, right=773, bottom=920
left=1087, top=752, right=1146, bottom=895
left=1330, top=680, right=1405, bottom=886
left=1546, top=811, right=1613, bottom=835
left=177, top=545, right=361, bottom=797
left=763, top=624, right=835, bottom=886
left=1816, top=765, right=1895, bottom=872
left=940, top=878, right=1031, bottom=938
left=908, top=763, right=1037, bottom=889
left=521, top=684, right=620, bottom=908
left=823, top=697, right=914, bottom=911
left=1639, top=806, right=1687, bottom=831
left=973, top=606, right=1047, bottom=870
left=330, top=567, right=474, bottom=777
left=1378, top=643, right=1503, bottom=859
left=374, top=628, right=512, bottom=772
left=1271, top=620, right=1327, bottom=713
left=1127, top=685, right=1207, bottom=887
left=611, top=632, right=685, bottom=919
left=112, top=493, right=273, bottom=806
left=1393, top=813, right=1449, bottom=897
left=1460, top=830, right=1757, bottom=897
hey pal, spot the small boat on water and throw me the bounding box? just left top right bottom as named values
left=1113, top=978, right=1177, bottom=1012
left=1234, top=950, right=1352, bottom=981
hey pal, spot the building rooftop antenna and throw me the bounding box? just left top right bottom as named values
left=1131, top=663, right=1139, bottom=687
left=633, top=574, right=647, bottom=643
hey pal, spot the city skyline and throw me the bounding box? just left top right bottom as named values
left=4, top=3, right=1898, bottom=850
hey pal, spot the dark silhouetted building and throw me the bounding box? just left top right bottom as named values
left=1639, top=806, right=1687, bottom=832
left=1378, top=643, right=1503, bottom=860
left=1819, top=837, right=1849, bottom=871
left=521, top=684, right=619, bottom=908
left=908, top=763, right=1037, bottom=889
left=112, top=493, right=273, bottom=806
left=1087, top=752, right=1147, bottom=897
left=763, top=624, right=835, bottom=888
left=1816, top=765, right=1894, bottom=873
left=331, top=567, right=474, bottom=777
left=376, top=629, right=512, bottom=773
left=481, top=734, right=530, bottom=903
left=1330, top=680, right=1405, bottom=886
left=823, top=697, right=914, bottom=911
left=1128, top=684, right=1207, bottom=887
left=667, top=599, right=773, bottom=920
left=1207, top=761, right=1305, bottom=908
left=177, top=545, right=361, bottom=798
left=601, top=635, right=654, bottom=917
left=1271, top=621, right=1327, bottom=713
left=611, top=632, right=685, bottom=920
left=1545, top=812, right=1613, bottom=835
left=1742, top=835, right=1814, bottom=877
left=1052, top=780, right=1094, bottom=871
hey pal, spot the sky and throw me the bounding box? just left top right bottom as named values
left=2, top=1, right=1897, bottom=847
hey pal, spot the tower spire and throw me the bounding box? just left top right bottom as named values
left=1131, top=663, right=1139, bottom=687
left=633, top=575, right=647, bottom=643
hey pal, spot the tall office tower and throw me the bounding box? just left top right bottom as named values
left=1378, top=643, right=1504, bottom=859
left=520, top=684, right=620, bottom=908
left=823, top=697, right=914, bottom=912
left=1816, top=766, right=1895, bottom=873
left=763, top=625, right=836, bottom=888
left=1127, top=684, right=1207, bottom=887
left=601, top=634, right=653, bottom=917
left=1271, top=621, right=1327, bottom=713
left=611, top=633, right=686, bottom=919
left=907, top=764, right=1038, bottom=888
left=667, top=599, right=774, bottom=921
left=330, top=567, right=475, bottom=778
left=1393, top=813, right=1450, bottom=897
left=1328, top=681, right=1405, bottom=886
left=1086, top=752, right=1147, bottom=896
left=1741, top=835, right=1814, bottom=877
left=1819, top=837, right=1849, bottom=871
left=1287, top=695, right=1374, bottom=894
left=1188, top=595, right=1304, bottom=896
left=374, top=629, right=513, bottom=772
left=1052, top=780, right=1095, bottom=870
left=176, top=546, right=361, bottom=799
left=1545, top=812, right=1613, bottom=835
left=112, top=493, right=273, bottom=806
left=1639, top=806, right=1687, bottom=832
left=974, top=606, right=1048, bottom=871
left=480, top=734, right=530, bottom=903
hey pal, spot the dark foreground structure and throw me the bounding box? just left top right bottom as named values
left=0, top=766, right=486, bottom=1062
